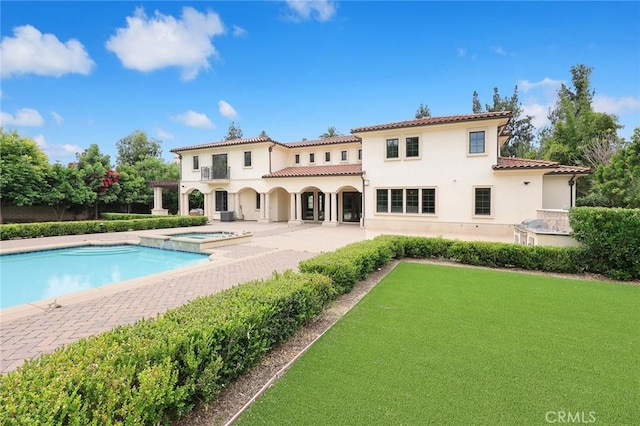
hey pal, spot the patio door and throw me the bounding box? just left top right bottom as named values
left=342, top=192, right=361, bottom=222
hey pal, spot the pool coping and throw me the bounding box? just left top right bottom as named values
left=0, top=239, right=230, bottom=323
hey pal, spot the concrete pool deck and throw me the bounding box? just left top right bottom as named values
left=0, top=221, right=511, bottom=374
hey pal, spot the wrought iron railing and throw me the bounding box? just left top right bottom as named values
left=200, top=166, right=230, bottom=181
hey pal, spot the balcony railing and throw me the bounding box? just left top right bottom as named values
left=201, top=166, right=230, bottom=181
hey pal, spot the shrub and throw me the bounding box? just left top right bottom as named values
left=0, top=271, right=334, bottom=425
left=299, top=238, right=396, bottom=293
left=0, top=216, right=208, bottom=240
left=569, top=207, right=640, bottom=280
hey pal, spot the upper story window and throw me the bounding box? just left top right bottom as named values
left=244, top=151, right=252, bottom=167
left=358, top=149, right=362, bottom=161
left=295, top=154, right=300, bottom=164
left=192, top=155, right=199, bottom=170
left=325, top=152, right=331, bottom=163
left=386, top=138, right=399, bottom=159
left=469, top=131, right=485, bottom=154
left=309, top=153, right=315, bottom=164
left=406, top=137, right=419, bottom=158
left=341, top=150, right=348, bottom=161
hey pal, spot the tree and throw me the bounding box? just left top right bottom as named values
left=472, top=87, right=535, bottom=158
left=224, top=122, right=243, bottom=141
left=591, top=128, right=640, bottom=208
left=76, top=144, right=121, bottom=218
left=0, top=129, right=49, bottom=207
left=41, top=162, right=95, bottom=221
left=116, top=130, right=162, bottom=166
left=258, top=130, right=269, bottom=138
left=115, top=163, right=149, bottom=213
left=538, top=64, right=621, bottom=166
left=319, top=126, right=341, bottom=138
left=415, top=103, right=431, bottom=118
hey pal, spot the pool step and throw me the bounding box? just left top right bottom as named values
left=65, top=246, right=139, bottom=256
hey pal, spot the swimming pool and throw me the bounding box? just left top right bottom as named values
left=0, top=245, right=210, bottom=309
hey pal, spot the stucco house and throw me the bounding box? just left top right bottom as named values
left=169, top=111, right=590, bottom=241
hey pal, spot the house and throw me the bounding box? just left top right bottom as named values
left=168, top=111, right=590, bottom=241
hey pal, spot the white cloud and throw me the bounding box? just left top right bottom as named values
left=0, top=25, right=95, bottom=78
left=232, top=25, right=247, bottom=37
left=285, top=0, right=337, bottom=22
left=490, top=45, right=507, bottom=55
left=51, top=111, right=64, bottom=124
left=593, top=95, right=640, bottom=116
left=521, top=101, right=551, bottom=129
left=171, top=110, right=215, bottom=128
left=517, top=77, right=563, bottom=93
left=105, top=6, right=225, bottom=81
left=218, top=100, right=238, bottom=119
left=156, top=128, right=175, bottom=140
left=457, top=48, right=466, bottom=57
left=0, top=107, right=45, bottom=126
left=33, top=134, right=83, bottom=159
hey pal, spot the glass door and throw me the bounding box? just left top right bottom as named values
left=342, top=192, right=361, bottom=222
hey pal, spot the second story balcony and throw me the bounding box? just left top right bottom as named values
left=201, top=166, right=230, bottom=183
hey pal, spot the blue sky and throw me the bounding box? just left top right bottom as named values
left=1, top=1, right=639, bottom=164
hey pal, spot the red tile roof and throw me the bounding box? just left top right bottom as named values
left=263, top=164, right=363, bottom=178
left=351, top=111, right=512, bottom=133
left=170, top=136, right=285, bottom=153
left=285, top=135, right=362, bottom=147
left=493, top=157, right=591, bottom=174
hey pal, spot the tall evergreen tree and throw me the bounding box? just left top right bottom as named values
left=224, top=122, right=243, bottom=140
left=415, top=103, right=431, bottom=118
left=472, top=86, right=535, bottom=158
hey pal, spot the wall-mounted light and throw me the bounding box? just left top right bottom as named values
left=523, top=181, right=530, bottom=185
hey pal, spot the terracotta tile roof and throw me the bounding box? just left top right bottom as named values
left=493, top=157, right=591, bottom=174
left=285, top=135, right=362, bottom=147
left=263, top=164, right=363, bottom=178
left=351, top=111, right=512, bottom=133
left=170, top=136, right=286, bottom=153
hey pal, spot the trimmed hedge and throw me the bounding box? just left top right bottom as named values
left=569, top=207, right=640, bottom=280
left=0, top=271, right=334, bottom=425
left=101, top=213, right=157, bottom=220
left=0, top=216, right=208, bottom=240
left=299, top=238, right=395, bottom=294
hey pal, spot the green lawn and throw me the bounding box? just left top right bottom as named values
left=237, top=263, right=639, bottom=425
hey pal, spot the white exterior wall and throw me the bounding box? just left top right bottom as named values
left=286, top=143, right=362, bottom=167
left=358, top=119, right=542, bottom=236
left=543, top=175, right=574, bottom=209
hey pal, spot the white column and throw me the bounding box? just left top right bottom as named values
left=332, top=192, right=339, bottom=224
left=260, top=193, right=266, bottom=220
left=323, top=192, right=338, bottom=226
left=288, top=192, right=302, bottom=225
left=151, top=187, right=168, bottom=215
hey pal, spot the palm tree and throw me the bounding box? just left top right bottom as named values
left=320, top=126, right=341, bottom=138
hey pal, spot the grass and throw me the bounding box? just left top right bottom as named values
left=236, top=263, right=639, bottom=425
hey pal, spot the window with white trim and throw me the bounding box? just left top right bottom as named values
left=294, top=154, right=300, bottom=164
left=341, top=150, right=348, bottom=161
left=325, top=152, right=331, bottom=162
left=406, top=137, right=419, bottom=158
left=256, top=192, right=261, bottom=210
left=193, top=155, right=199, bottom=170
left=386, top=138, right=399, bottom=159
left=358, top=149, right=362, bottom=161
left=243, top=151, right=252, bottom=167
left=309, top=153, right=315, bottom=164
left=474, top=187, right=492, bottom=216
left=469, top=131, right=485, bottom=154
left=375, top=187, right=437, bottom=215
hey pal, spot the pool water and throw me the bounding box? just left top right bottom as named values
left=0, top=245, right=209, bottom=309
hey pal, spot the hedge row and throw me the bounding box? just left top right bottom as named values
left=0, top=271, right=334, bottom=425
left=569, top=207, right=640, bottom=280
left=300, top=235, right=588, bottom=292
left=100, top=213, right=157, bottom=220
left=0, top=216, right=208, bottom=240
